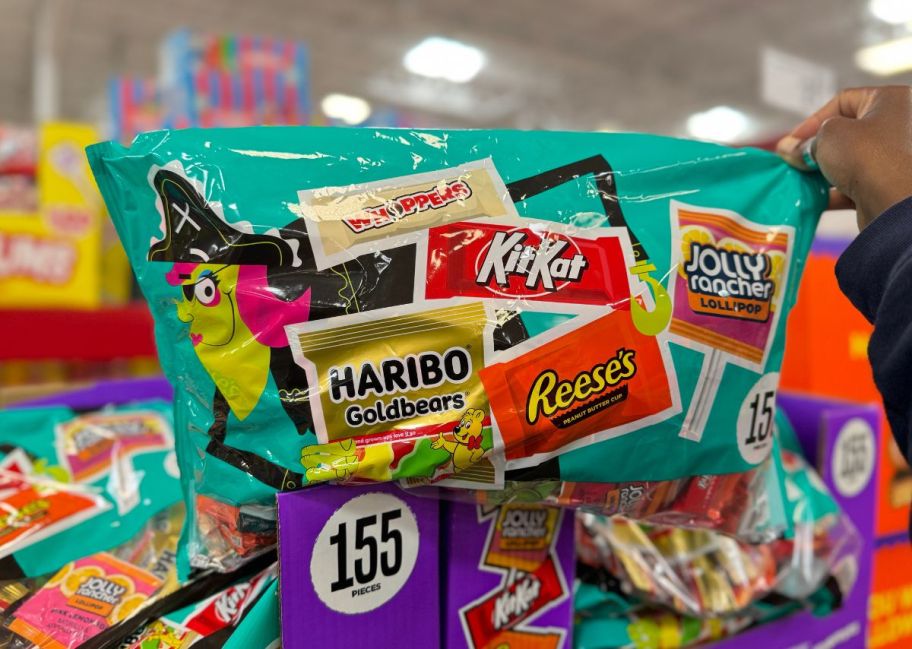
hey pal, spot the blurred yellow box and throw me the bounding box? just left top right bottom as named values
left=0, top=122, right=129, bottom=308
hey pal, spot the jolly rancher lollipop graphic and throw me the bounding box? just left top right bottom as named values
left=668, top=201, right=792, bottom=444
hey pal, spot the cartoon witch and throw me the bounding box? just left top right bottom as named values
left=146, top=154, right=653, bottom=490
left=147, top=163, right=416, bottom=488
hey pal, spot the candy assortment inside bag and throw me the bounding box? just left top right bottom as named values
left=0, top=403, right=180, bottom=579
left=575, top=414, right=861, bottom=619
left=573, top=582, right=751, bottom=649
left=88, top=127, right=827, bottom=572
left=417, top=445, right=786, bottom=543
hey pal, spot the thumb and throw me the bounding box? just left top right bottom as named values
left=809, top=115, right=862, bottom=192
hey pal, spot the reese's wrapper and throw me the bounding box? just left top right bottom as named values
left=299, top=158, right=516, bottom=269
left=288, top=301, right=498, bottom=485
left=480, top=308, right=678, bottom=468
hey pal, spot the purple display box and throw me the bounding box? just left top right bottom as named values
left=12, top=377, right=172, bottom=409
left=277, top=484, right=575, bottom=649
left=278, top=483, right=440, bottom=649
left=711, top=392, right=880, bottom=648
left=444, top=502, right=575, bottom=649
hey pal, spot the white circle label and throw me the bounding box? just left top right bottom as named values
left=831, top=418, right=875, bottom=497
left=736, top=373, right=779, bottom=465
left=310, top=492, right=419, bottom=615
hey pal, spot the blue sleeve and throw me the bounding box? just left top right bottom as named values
left=836, top=197, right=912, bottom=459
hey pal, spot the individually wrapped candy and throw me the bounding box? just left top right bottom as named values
left=119, top=563, right=277, bottom=648
left=576, top=413, right=860, bottom=619
left=574, top=560, right=848, bottom=649
left=577, top=515, right=778, bottom=617
left=573, top=580, right=751, bottom=649
left=412, top=445, right=787, bottom=544
left=88, top=127, right=827, bottom=572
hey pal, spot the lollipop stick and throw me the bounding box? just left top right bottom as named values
left=680, top=348, right=725, bottom=442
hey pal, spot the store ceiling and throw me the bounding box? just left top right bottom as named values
left=2, top=0, right=909, bottom=141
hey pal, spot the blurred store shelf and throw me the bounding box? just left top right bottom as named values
left=0, top=303, right=155, bottom=360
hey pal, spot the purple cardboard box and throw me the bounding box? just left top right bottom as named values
left=444, top=502, right=576, bottom=649
left=710, top=393, right=880, bottom=648
left=12, top=377, right=173, bottom=409
left=278, top=483, right=440, bottom=649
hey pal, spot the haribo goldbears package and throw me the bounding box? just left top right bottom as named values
left=88, top=127, right=827, bottom=572
left=0, top=402, right=180, bottom=579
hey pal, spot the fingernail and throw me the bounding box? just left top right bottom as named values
left=777, top=135, right=801, bottom=155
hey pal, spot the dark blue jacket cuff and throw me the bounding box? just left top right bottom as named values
left=836, top=196, right=912, bottom=322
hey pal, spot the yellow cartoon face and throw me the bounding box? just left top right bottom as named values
left=172, top=263, right=240, bottom=348
left=454, top=408, right=485, bottom=443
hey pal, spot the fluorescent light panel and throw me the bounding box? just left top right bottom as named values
left=403, top=36, right=486, bottom=83
left=870, top=0, right=912, bottom=25
left=857, top=36, right=912, bottom=75
left=686, top=106, right=749, bottom=143
left=321, top=93, right=372, bottom=125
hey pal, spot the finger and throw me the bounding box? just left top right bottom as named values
left=827, top=188, right=855, bottom=211
left=776, top=87, right=877, bottom=157
left=812, top=114, right=864, bottom=188
left=778, top=136, right=818, bottom=170
left=790, top=87, right=877, bottom=140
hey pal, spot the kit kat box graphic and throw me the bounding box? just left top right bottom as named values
left=446, top=503, right=574, bottom=649
left=669, top=201, right=792, bottom=367
left=421, top=218, right=639, bottom=309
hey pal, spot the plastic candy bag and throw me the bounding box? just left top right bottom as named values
left=574, top=555, right=847, bottom=649
left=576, top=417, right=859, bottom=618
left=413, top=445, right=787, bottom=543
left=119, top=563, right=276, bottom=648
left=88, top=127, right=827, bottom=571
left=0, top=402, right=181, bottom=579
left=0, top=503, right=184, bottom=649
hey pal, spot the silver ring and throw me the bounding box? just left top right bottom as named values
left=801, top=136, right=819, bottom=171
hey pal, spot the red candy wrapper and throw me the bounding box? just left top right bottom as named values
left=421, top=218, right=638, bottom=310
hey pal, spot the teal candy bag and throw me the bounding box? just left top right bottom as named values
left=0, top=401, right=181, bottom=578
left=88, top=127, right=827, bottom=572
left=118, top=564, right=277, bottom=648
left=223, top=578, right=280, bottom=649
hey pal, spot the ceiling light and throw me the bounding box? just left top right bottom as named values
left=596, top=121, right=623, bottom=133
left=856, top=36, right=912, bottom=75
left=321, top=93, right=372, bottom=125
left=403, top=37, right=486, bottom=83
left=686, top=106, right=749, bottom=143
left=870, top=0, right=912, bottom=25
